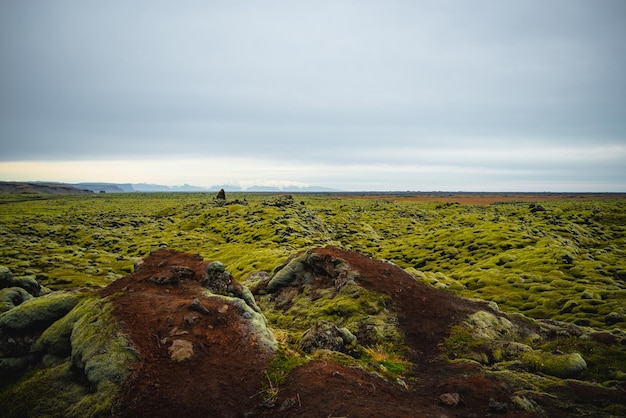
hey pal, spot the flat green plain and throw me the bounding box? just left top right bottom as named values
left=1, top=192, right=624, bottom=330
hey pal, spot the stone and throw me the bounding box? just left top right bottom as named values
left=184, top=314, right=200, bottom=328
left=488, top=398, right=508, bottom=413
left=605, top=312, right=625, bottom=326
left=168, top=339, right=194, bottom=361
left=189, top=298, right=210, bottom=315
left=0, top=292, right=81, bottom=332
left=465, top=310, right=515, bottom=341
left=203, top=262, right=231, bottom=294
left=0, top=267, right=14, bottom=287
left=439, top=392, right=460, bottom=406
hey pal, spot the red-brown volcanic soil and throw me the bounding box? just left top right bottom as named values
left=97, top=247, right=623, bottom=417
left=100, top=250, right=272, bottom=418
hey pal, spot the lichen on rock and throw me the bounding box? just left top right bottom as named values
left=465, top=310, right=517, bottom=341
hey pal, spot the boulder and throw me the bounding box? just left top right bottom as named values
left=439, top=392, right=461, bottom=406
left=70, top=298, right=137, bottom=392
left=0, top=267, right=13, bottom=286
left=266, top=251, right=359, bottom=293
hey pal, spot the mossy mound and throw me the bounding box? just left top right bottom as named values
left=0, top=266, right=43, bottom=313
left=0, top=291, right=82, bottom=332
left=0, top=293, right=137, bottom=417
left=252, top=249, right=409, bottom=380
left=522, top=350, right=587, bottom=378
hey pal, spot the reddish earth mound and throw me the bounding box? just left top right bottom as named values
left=97, top=247, right=623, bottom=417
left=258, top=247, right=532, bottom=418
left=314, top=246, right=489, bottom=360
left=100, top=250, right=273, bottom=418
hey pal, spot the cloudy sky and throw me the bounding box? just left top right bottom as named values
left=1, top=0, right=625, bottom=191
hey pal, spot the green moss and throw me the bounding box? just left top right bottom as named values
left=0, top=193, right=626, bottom=328
left=34, top=296, right=104, bottom=358
left=444, top=325, right=491, bottom=363
left=70, top=297, right=138, bottom=391
left=0, top=361, right=90, bottom=418
left=262, top=282, right=400, bottom=350
left=0, top=188, right=625, bottom=416
left=264, top=346, right=308, bottom=389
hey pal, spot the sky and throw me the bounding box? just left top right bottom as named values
left=1, top=0, right=625, bottom=191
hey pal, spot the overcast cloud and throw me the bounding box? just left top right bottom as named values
left=1, top=0, right=625, bottom=191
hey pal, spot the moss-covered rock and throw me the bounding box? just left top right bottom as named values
left=206, top=292, right=277, bottom=352
left=465, top=310, right=517, bottom=341
left=0, top=287, right=32, bottom=313
left=0, top=266, right=14, bottom=286
left=266, top=252, right=312, bottom=292
left=0, top=355, right=37, bottom=380
left=33, top=298, right=89, bottom=358
left=0, top=293, right=137, bottom=417
left=605, top=311, right=625, bottom=326
left=521, top=350, right=587, bottom=378
left=0, top=291, right=82, bottom=332
left=0, top=266, right=41, bottom=297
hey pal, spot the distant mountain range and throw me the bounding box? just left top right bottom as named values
left=69, top=182, right=339, bottom=193
left=0, top=181, right=340, bottom=195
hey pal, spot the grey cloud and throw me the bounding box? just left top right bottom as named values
left=1, top=0, right=625, bottom=189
